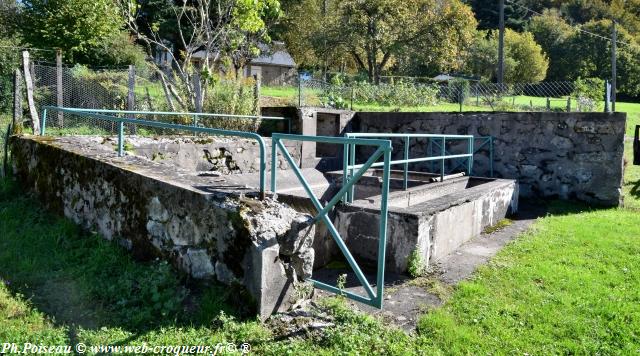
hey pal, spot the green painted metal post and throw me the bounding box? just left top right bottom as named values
left=117, top=121, right=124, bottom=157
left=440, top=137, right=446, bottom=181
left=193, top=114, right=198, bottom=127
left=349, top=142, right=356, bottom=203
left=343, top=142, right=349, bottom=202
left=40, top=109, right=47, bottom=136
left=467, top=137, right=473, bottom=176
left=403, top=136, right=409, bottom=190
left=428, top=138, right=434, bottom=173
left=375, top=148, right=391, bottom=308
left=271, top=137, right=278, bottom=193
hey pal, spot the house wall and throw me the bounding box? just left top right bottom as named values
left=248, top=64, right=297, bottom=86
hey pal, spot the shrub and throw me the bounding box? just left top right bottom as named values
left=407, top=249, right=426, bottom=278
left=351, top=81, right=439, bottom=107
left=202, top=75, right=258, bottom=132
left=572, top=77, right=604, bottom=112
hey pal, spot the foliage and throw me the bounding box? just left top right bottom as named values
left=527, top=9, right=576, bottom=82
left=565, top=20, right=640, bottom=98
left=278, top=0, right=349, bottom=71
left=467, top=0, right=531, bottom=31
left=466, top=29, right=549, bottom=83
left=20, top=0, right=144, bottom=66
left=333, top=0, right=477, bottom=83
left=407, top=249, right=426, bottom=278
left=202, top=75, right=259, bottom=132
left=119, top=0, right=280, bottom=111
left=351, top=81, right=439, bottom=107
left=572, top=77, right=604, bottom=112
left=448, top=78, right=470, bottom=104
left=380, top=0, right=479, bottom=78
left=0, top=38, right=20, bottom=112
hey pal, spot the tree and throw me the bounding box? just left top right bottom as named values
left=119, top=0, right=280, bottom=110
left=20, top=0, right=144, bottom=66
left=327, top=0, right=476, bottom=83
left=565, top=19, right=640, bottom=97
left=278, top=0, right=350, bottom=73
left=527, top=9, right=576, bottom=81
left=468, top=0, right=531, bottom=31
left=393, top=0, right=478, bottom=77
left=466, top=29, right=549, bottom=83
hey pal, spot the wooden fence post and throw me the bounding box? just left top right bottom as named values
left=56, top=49, right=64, bottom=128
left=22, top=51, right=39, bottom=134
left=12, top=69, right=22, bottom=134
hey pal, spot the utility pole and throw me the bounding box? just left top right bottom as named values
left=611, top=20, right=617, bottom=112
left=497, top=0, right=505, bottom=86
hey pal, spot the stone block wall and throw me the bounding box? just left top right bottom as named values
left=10, top=136, right=315, bottom=319
left=353, top=112, right=626, bottom=206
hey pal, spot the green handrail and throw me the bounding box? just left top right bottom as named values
left=345, top=133, right=475, bottom=202
left=271, top=133, right=392, bottom=308
left=40, top=106, right=268, bottom=199
left=41, top=107, right=291, bottom=134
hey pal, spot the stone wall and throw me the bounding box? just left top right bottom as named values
left=10, top=136, right=315, bottom=319
left=353, top=112, right=626, bottom=206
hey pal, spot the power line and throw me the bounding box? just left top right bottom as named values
left=505, top=0, right=635, bottom=48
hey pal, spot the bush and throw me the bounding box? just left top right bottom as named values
left=351, top=81, right=439, bottom=107
left=572, top=77, right=604, bottom=112
left=202, top=75, right=258, bottom=132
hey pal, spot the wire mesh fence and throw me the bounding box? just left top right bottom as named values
left=290, top=76, right=604, bottom=112
left=26, top=63, right=277, bottom=136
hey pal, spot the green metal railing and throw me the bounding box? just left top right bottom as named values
left=438, top=136, right=494, bottom=177
left=271, top=133, right=392, bottom=308
left=41, top=106, right=268, bottom=199
left=344, top=133, right=474, bottom=202
left=42, top=107, right=292, bottom=133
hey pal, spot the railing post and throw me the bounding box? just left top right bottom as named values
left=349, top=142, right=356, bottom=203
left=375, top=147, right=391, bottom=308
left=440, top=137, right=446, bottom=181
left=271, top=137, right=278, bottom=193
left=343, top=142, right=349, bottom=202
left=118, top=121, right=124, bottom=157
left=467, top=137, right=473, bottom=176
left=403, top=136, right=409, bottom=190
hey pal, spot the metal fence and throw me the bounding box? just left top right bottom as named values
left=24, top=63, right=286, bottom=136
left=293, top=77, right=592, bottom=112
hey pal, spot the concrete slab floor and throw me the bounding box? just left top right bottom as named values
left=311, top=201, right=548, bottom=332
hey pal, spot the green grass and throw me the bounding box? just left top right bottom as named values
left=624, top=140, right=640, bottom=209
left=417, top=204, right=640, bottom=354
